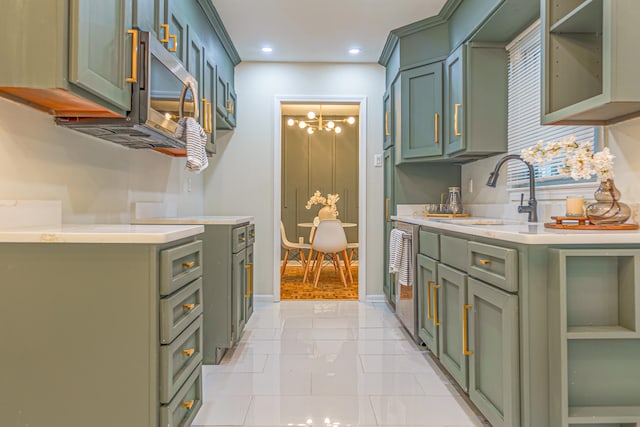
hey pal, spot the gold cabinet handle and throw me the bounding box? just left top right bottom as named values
left=249, top=232, right=255, bottom=238
left=182, top=303, right=195, bottom=311
left=182, top=348, right=195, bottom=357
left=244, top=263, right=253, bottom=298
left=182, top=399, right=195, bottom=410
left=454, top=103, right=462, bottom=136
left=201, top=98, right=210, bottom=133
left=479, top=259, right=492, bottom=265
left=384, top=111, right=390, bottom=136
left=426, top=280, right=434, bottom=319
left=433, top=285, right=441, bottom=326
left=182, top=261, right=195, bottom=269
left=239, top=236, right=246, bottom=242
left=226, top=99, right=232, bottom=113
left=160, top=23, right=170, bottom=43
left=126, top=29, right=138, bottom=83
left=168, top=34, right=177, bottom=53
left=385, top=198, right=390, bottom=223
left=434, top=113, right=439, bottom=143
left=207, top=101, right=213, bottom=134
left=463, top=304, right=473, bottom=356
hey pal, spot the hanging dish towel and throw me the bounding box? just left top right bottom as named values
left=175, top=117, right=208, bottom=173
left=389, top=229, right=412, bottom=286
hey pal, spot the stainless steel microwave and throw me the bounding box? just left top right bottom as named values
left=56, top=31, right=203, bottom=152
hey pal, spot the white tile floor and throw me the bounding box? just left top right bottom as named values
left=193, top=300, right=487, bottom=427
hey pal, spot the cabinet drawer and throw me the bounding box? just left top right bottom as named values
left=160, top=240, right=203, bottom=296
left=247, top=223, right=256, bottom=246
left=160, top=363, right=202, bottom=427
left=467, top=241, right=518, bottom=292
left=160, top=277, right=203, bottom=344
left=232, top=226, right=247, bottom=253
left=419, top=229, right=439, bottom=260
left=440, top=235, right=467, bottom=272
left=160, top=317, right=204, bottom=404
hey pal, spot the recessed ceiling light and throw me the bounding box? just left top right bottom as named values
left=261, top=47, right=273, bottom=53
left=349, top=48, right=361, bottom=55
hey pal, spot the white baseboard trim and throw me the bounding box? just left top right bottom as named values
left=365, top=294, right=386, bottom=303
left=254, top=294, right=275, bottom=302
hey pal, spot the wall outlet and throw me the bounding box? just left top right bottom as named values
left=374, top=154, right=382, bottom=167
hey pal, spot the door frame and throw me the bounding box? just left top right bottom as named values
left=272, top=95, right=367, bottom=302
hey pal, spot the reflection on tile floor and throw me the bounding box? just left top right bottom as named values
left=193, top=300, right=486, bottom=427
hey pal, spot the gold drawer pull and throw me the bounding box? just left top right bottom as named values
left=182, top=399, right=195, bottom=410
left=126, top=29, right=138, bottom=83
left=433, top=284, right=441, bottom=326
left=244, top=263, right=253, bottom=298
left=182, top=261, right=195, bottom=269
left=182, top=303, right=195, bottom=311
left=168, top=34, right=177, bottom=53
left=463, top=304, right=473, bottom=356
left=250, top=232, right=255, bottom=238
left=182, top=348, right=195, bottom=357
left=239, top=236, right=246, bottom=242
left=454, top=103, right=462, bottom=136
left=160, top=23, right=170, bottom=43
left=479, top=259, right=492, bottom=265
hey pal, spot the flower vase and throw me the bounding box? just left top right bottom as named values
left=318, top=205, right=336, bottom=220
left=585, top=179, right=631, bottom=225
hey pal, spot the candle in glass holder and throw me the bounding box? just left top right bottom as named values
left=566, top=197, right=585, bottom=217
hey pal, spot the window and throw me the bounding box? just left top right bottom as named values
left=506, top=20, right=597, bottom=187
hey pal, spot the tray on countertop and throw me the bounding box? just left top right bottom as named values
left=544, top=216, right=639, bottom=230
left=424, top=213, right=471, bottom=218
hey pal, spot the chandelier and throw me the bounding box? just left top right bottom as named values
left=286, top=105, right=356, bottom=135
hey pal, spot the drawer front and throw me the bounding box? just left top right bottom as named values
left=467, top=241, right=518, bottom=292
left=419, top=229, right=439, bottom=260
left=160, top=317, right=204, bottom=404
left=247, top=223, right=256, bottom=246
left=160, top=364, right=202, bottom=427
left=440, top=235, right=467, bottom=272
left=160, top=240, right=203, bottom=296
left=160, top=277, right=203, bottom=344
left=232, top=226, right=247, bottom=253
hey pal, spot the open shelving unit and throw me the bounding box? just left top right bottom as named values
left=541, top=0, right=640, bottom=125
left=549, top=249, right=640, bottom=426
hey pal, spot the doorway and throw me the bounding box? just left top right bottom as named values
left=272, top=95, right=367, bottom=302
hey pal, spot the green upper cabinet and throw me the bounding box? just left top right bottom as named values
left=444, top=43, right=508, bottom=158
left=133, top=0, right=165, bottom=38
left=383, top=90, right=392, bottom=149
left=216, top=74, right=236, bottom=130
left=69, top=0, right=133, bottom=112
left=542, top=0, right=640, bottom=125
left=202, top=54, right=217, bottom=153
left=165, top=0, right=188, bottom=65
left=398, top=62, right=443, bottom=163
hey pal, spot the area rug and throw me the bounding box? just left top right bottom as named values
left=280, top=265, right=358, bottom=300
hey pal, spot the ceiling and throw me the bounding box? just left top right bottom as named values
left=211, top=0, right=448, bottom=63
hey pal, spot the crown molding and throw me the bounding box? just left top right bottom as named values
left=197, top=0, right=242, bottom=66
left=378, top=33, right=399, bottom=66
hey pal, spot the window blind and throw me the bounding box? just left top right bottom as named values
left=506, top=21, right=596, bottom=186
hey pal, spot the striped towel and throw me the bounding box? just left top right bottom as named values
left=389, top=229, right=413, bottom=286
left=175, top=117, right=208, bottom=173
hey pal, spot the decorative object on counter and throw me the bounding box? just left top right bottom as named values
left=544, top=216, right=638, bottom=230
left=565, top=197, right=585, bottom=217
left=445, top=186, right=463, bottom=214
left=521, top=135, right=631, bottom=225
left=305, top=190, right=339, bottom=219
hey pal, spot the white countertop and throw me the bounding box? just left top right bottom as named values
left=132, top=216, right=253, bottom=225
left=392, top=215, right=640, bottom=245
left=0, top=224, right=204, bottom=244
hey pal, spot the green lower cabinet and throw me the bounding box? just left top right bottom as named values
left=467, top=278, right=520, bottom=427
left=437, top=263, right=468, bottom=391
left=232, top=248, right=247, bottom=343
left=417, top=254, right=439, bottom=356
left=245, top=243, right=255, bottom=320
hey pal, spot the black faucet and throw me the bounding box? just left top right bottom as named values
left=486, top=154, right=538, bottom=223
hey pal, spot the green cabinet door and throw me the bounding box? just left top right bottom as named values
left=232, top=248, right=247, bottom=343
left=166, top=0, right=187, bottom=64
left=383, top=90, right=392, bottom=149
left=68, top=0, right=133, bottom=111
left=417, top=254, right=439, bottom=356
left=245, top=244, right=254, bottom=321
left=202, top=55, right=216, bottom=153
left=445, top=45, right=464, bottom=154
left=187, top=27, right=204, bottom=128
left=437, top=263, right=468, bottom=391
left=468, top=278, right=520, bottom=427
left=227, top=83, right=237, bottom=128
left=383, top=146, right=395, bottom=309
left=134, top=0, right=165, bottom=38
left=400, top=62, right=443, bottom=160
left=216, top=73, right=228, bottom=121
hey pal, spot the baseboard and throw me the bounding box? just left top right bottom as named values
left=254, top=294, right=274, bottom=302
left=365, top=294, right=386, bottom=303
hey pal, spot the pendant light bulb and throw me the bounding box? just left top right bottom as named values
left=335, top=126, right=342, bottom=134
left=287, top=118, right=295, bottom=126
left=327, top=121, right=335, bottom=129
left=307, top=127, right=314, bottom=134
left=347, top=116, right=355, bottom=125
left=299, top=121, right=307, bottom=129
left=307, top=111, right=316, bottom=120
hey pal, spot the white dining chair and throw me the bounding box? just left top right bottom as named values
left=303, top=219, right=353, bottom=287
left=280, top=221, right=310, bottom=276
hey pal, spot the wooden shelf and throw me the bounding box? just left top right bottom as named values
left=550, top=0, right=603, bottom=34
left=567, top=325, right=637, bottom=339
left=568, top=405, right=640, bottom=423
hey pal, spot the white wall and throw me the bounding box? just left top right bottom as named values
left=203, top=62, right=385, bottom=297
left=0, top=97, right=204, bottom=223
left=461, top=117, right=640, bottom=221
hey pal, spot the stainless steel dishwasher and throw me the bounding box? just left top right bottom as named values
left=392, top=221, right=420, bottom=343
